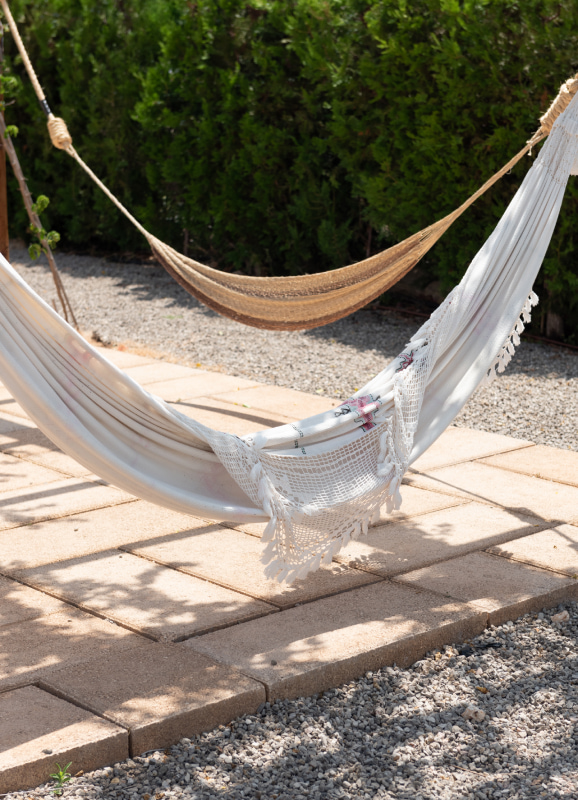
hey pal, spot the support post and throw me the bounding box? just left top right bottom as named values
left=0, top=21, right=9, bottom=260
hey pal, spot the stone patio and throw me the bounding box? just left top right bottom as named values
left=1, top=346, right=577, bottom=793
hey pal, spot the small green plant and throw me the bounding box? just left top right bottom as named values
left=49, top=761, right=72, bottom=795
left=3, top=124, right=18, bottom=138
left=28, top=195, right=61, bottom=260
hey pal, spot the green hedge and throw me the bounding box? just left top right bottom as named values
left=4, top=0, right=578, bottom=339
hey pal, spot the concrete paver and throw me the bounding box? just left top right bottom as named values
left=334, top=503, right=544, bottom=576
left=170, top=398, right=293, bottom=436
left=0, top=387, right=28, bottom=418
left=0, top=477, right=132, bottom=531
left=42, top=642, right=265, bottom=755
left=410, top=426, right=533, bottom=473
left=487, top=523, right=578, bottom=577
left=144, top=374, right=260, bottom=403
left=0, top=501, right=211, bottom=572
left=122, top=361, right=203, bottom=385
left=20, top=549, right=276, bottom=641
left=232, top=484, right=466, bottom=539
left=211, top=384, right=337, bottom=418
left=0, top=451, right=68, bottom=493
left=0, top=346, right=577, bottom=792
left=123, top=526, right=381, bottom=608
left=187, top=580, right=487, bottom=701
left=94, top=348, right=156, bottom=369
left=0, top=575, right=67, bottom=627
left=480, top=444, right=578, bottom=488
left=0, top=426, right=92, bottom=477
left=0, top=685, right=128, bottom=793
left=0, top=411, right=36, bottom=439
left=406, top=462, right=578, bottom=524
left=0, top=606, right=144, bottom=692
left=396, top=551, right=578, bottom=625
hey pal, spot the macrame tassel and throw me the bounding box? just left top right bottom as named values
left=385, top=478, right=403, bottom=513
left=261, top=517, right=277, bottom=542
left=483, top=291, right=539, bottom=385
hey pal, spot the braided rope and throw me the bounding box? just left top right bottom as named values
left=0, top=0, right=44, bottom=102
left=539, top=75, right=578, bottom=134
left=1, top=0, right=577, bottom=330
left=47, top=115, right=72, bottom=150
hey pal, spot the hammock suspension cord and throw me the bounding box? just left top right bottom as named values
left=1, top=0, right=577, bottom=331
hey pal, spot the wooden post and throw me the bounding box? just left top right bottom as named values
left=0, top=21, right=8, bottom=260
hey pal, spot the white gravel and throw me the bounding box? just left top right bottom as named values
left=9, top=242, right=578, bottom=452
left=4, top=244, right=578, bottom=799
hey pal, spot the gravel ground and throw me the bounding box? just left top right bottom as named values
left=10, top=605, right=578, bottom=800
left=9, top=242, right=578, bottom=451
left=3, top=243, right=578, bottom=799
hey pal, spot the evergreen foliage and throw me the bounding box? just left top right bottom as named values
left=3, top=0, right=578, bottom=338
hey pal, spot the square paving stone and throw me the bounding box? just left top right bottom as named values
left=410, top=427, right=533, bottom=473
left=406, top=462, right=578, bottom=524
left=20, top=550, right=276, bottom=641
left=487, top=523, right=578, bottom=577
left=0, top=451, right=66, bottom=494
left=479, top=445, right=578, bottom=488
left=144, top=374, right=260, bottom=403
left=95, top=348, right=156, bottom=369
left=230, top=485, right=466, bottom=539
left=0, top=387, right=28, bottom=419
left=42, top=642, right=266, bottom=756
left=211, top=384, right=337, bottom=418
left=0, top=501, right=211, bottom=571
left=0, top=426, right=92, bottom=477
left=122, top=361, right=204, bottom=385
left=0, top=575, right=67, bottom=628
left=122, top=526, right=381, bottom=608
left=396, top=551, right=578, bottom=626
left=187, top=580, right=486, bottom=701
left=0, top=477, right=133, bottom=531
left=0, top=607, right=144, bottom=692
left=0, top=685, right=128, bottom=794
left=0, top=412, right=36, bottom=440
left=333, top=503, right=543, bottom=577
left=169, top=398, right=292, bottom=437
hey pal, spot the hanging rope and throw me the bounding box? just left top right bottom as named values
left=1, top=0, right=577, bottom=330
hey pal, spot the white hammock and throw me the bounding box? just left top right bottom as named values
left=1, top=96, right=577, bottom=583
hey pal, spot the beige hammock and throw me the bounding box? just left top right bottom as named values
left=2, top=0, right=576, bottom=330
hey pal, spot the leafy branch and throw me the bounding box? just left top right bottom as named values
left=28, top=195, right=61, bottom=260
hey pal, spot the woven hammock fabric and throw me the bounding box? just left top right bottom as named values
left=0, top=95, right=577, bottom=581
left=144, top=141, right=534, bottom=331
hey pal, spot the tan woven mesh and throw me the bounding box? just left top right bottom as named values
left=144, top=138, right=540, bottom=330
left=1, top=0, right=575, bottom=330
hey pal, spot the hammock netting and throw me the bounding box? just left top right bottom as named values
left=1, top=93, right=577, bottom=582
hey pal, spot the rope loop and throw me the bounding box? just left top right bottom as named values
left=47, top=116, right=72, bottom=150
left=539, top=75, right=578, bottom=135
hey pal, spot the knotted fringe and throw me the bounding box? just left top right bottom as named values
left=483, top=291, right=539, bottom=386
left=252, top=414, right=405, bottom=584
left=376, top=420, right=403, bottom=512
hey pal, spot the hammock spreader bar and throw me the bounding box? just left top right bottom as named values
left=1, top=0, right=577, bottom=330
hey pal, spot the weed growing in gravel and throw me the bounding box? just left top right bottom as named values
left=49, top=762, right=72, bottom=796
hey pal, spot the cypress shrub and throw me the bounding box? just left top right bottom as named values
left=3, top=0, right=578, bottom=338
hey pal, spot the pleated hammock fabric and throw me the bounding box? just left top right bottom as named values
left=1, top=94, right=577, bottom=581
left=2, top=0, right=578, bottom=330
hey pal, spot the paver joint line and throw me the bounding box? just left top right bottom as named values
left=1, top=348, right=577, bottom=793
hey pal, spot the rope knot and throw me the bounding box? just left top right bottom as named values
left=47, top=116, right=72, bottom=150
left=539, top=75, right=578, bottom=135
